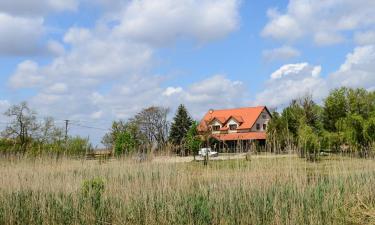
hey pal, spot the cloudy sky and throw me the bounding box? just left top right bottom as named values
left=1, top=0, right=375, bottom=145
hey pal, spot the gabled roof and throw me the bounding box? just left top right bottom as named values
left=198, top=106, right=270, bottom=132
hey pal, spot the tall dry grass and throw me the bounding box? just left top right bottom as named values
left=1, top=155, right=375, bottom=224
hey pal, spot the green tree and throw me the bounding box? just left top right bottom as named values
left=114, top=131, right=136, bottom=156
left=323, top=87, right=349, bottom=132
left=298, top=121, right=320, bottom=161
left=66, top=136, right=92, bottom=156
left=169, top=104, right=193, bottom=145
left=347, top=88, right=375, bottom=119
left=364, top=116, right=375, bottom=143
left=185, top=122, right=202, bottom=160
left=266, top=112, right=288, bottom=153
left=336, top=114, right=366, bottom=156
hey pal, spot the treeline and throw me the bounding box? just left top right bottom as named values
left=102, top=104, right=202, bottom=157
left=2, top=87, right=374, bottom=159
left=0, top=102, right=92, bottom=156
left=267, top=87, right=375, bottom=160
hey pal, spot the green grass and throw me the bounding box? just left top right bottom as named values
left=1, top=155, right=375, bottom=224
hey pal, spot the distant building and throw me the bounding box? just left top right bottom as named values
left=197, top=106, right=271, bottom=151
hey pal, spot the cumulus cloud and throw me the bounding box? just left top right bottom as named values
left=9, top=60, right=43, bottom=88
left=0, top=0, right=77, bottom=16
left=262, top=0, right=375, bottom=45
left=8, top=0, right=241, bottom=122
left=0, top=13, right=44, bottom=56
left=329, top=45, right=375, bottom=90
left=255, top=63, right=327, bottom=107
left=113, top=0, right=240, bottom=46
left=354, top=31, right=375, bottom=45
left=262, top=45, right=300, bottom=62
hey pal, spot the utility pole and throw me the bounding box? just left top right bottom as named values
left=64, top=120, right=69, bottom=141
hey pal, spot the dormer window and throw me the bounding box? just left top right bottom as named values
left=212, top=125, right=220, bottom=131
left=229, top=124, right=237, bottom=130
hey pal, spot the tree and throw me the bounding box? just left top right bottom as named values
left=132, top=106, right=169, bottom=148
left=185, top=121, right=202, bottom=160
left=336, top=114, right=366, bottom=155
left=66, top=136, right=92, bottom=156
left=169, top=104, right=193, bottom=145
left=37, top=117, right=64, bottom=144
left=298, top=120, right=320, bottom=161
left=114, top=131, right=136, bottom=156
left=299, top=94, right=322, bottom=130
left=2, top=102, right=38, bottom=152
left=102, top=120, right=145, bottom=151
left=323, top=87, right=349, bottom=132
left=347, top=88, right=375, bottom=119
left=364, top=116, right=375, bottom=143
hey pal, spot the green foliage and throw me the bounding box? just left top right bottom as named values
left=281, top=100, right=304, bottom=137
left=169, top=104, right=193, bottom=145
left=320, top=130, right=342, bottom=152
left=323, top=87, right=349, bottom=131
left=114, top=131, right=136, bottom=156
left=185, top=121, right=202, bottom=157
left=269, top=87, right=375, bottom=158
left=298, top=121, right=320, bottom=161
left=66, top=136, right=92, bottom=156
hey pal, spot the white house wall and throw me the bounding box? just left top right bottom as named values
left=226, top=118, right=239, bottom=133
left=250, top=109, right=271, bottom=132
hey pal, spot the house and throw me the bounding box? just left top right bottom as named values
left=197, top=106, right=271, bottom=152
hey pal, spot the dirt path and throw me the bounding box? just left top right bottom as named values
left=152, top=153, right=297, bottom=164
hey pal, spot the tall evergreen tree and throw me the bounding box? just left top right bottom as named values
left=169, top=104, right=193, bottom=144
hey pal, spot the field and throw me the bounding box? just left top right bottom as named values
left=1, top=155, right=375, bottom=225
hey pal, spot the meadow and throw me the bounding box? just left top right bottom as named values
left=1, top=155, right=375, bottom=225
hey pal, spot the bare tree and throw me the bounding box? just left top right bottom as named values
left=37, top=117, right=64, bottom=144
left=132, top=106, right=169, bottom=149
left=2, top=102, right=38, bottom=152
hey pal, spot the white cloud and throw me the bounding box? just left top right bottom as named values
left=262, top=9, right=302, bottom=41
left=163, top=87, right=183, bottom=96
left=354, top=31, right=375, bottom=45
left=0, top=100, right=10, bottom=113
left=6, top=0, right=242, bottom=145
left=0, top=13, right=44, bottom=56
left=262, top=45, right=300, bottom=62
left=113, top=0, right=240, bottom=46
left=262, top=0, right=375, bottom=45
left=313, top=32, right=345, bottom=46
left=329, top=45, right=375, bottom=90
left=0, top=100, right=11, bottom=127
left=0, top=0, right=77, bottom=16
left=169, top=75, right=248, bottom=117
left=255, top=63, right=327, bottom=107
left=9, top=60, right=43, bottom=88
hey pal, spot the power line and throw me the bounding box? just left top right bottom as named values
left=70, top=123, right=110, bottom=131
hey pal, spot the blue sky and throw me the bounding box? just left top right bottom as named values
left=1, top=0, right=375, bottom=145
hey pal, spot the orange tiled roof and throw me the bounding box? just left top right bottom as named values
left=198, top=106, right=267, bottom=132
left=212, top=132, right=266, bottom=141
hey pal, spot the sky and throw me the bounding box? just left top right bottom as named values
left=1, top=0, right=375, bottom=146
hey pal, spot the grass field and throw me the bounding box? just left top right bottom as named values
left=1, top=155, right=375, bottom=224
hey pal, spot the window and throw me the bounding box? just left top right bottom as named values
left=256, top=123, right=260, bottom=130
left=263, top=123, right=267, bottom=130
left=262, top=114, right=267, bottom=119
left=212, top=125, right=220, bottom=131
left=229, top=124, right=237, bottom=130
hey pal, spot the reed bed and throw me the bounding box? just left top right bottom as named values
left=1, top=155, right=375, bottom=224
